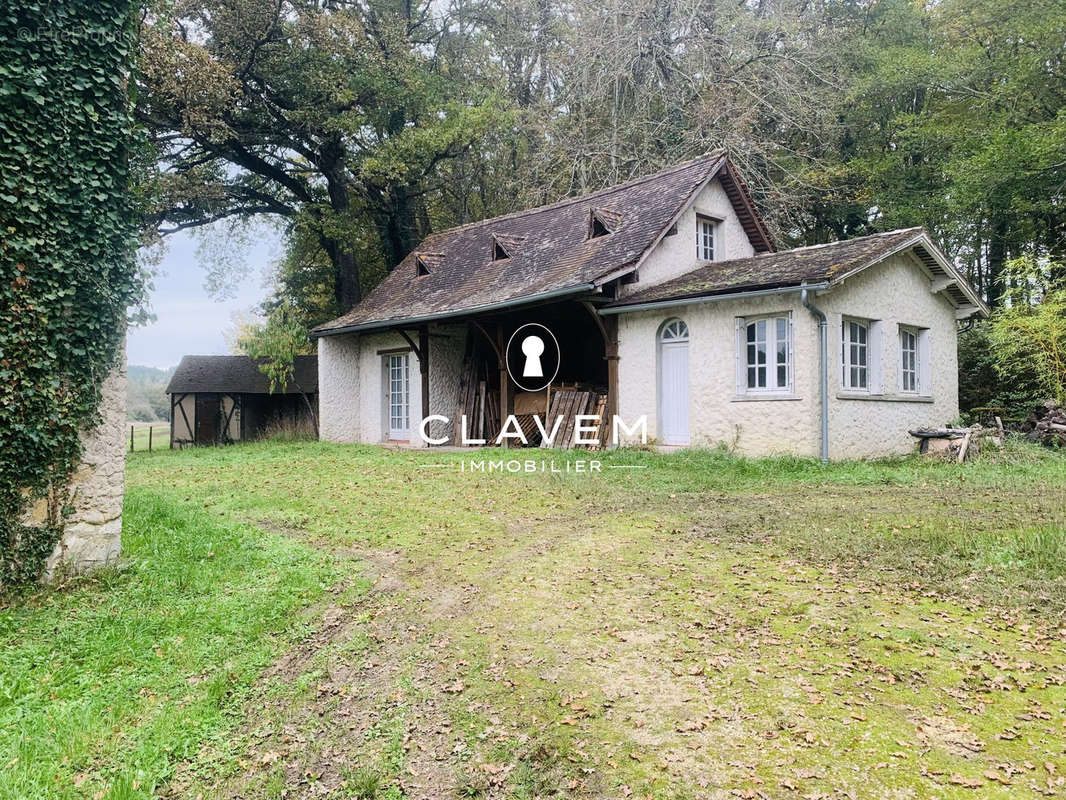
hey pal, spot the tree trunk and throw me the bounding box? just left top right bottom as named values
left=320, top=236, right=361, bottom=311
left=987, top=215, right=1008, bottom=308
left=377, top=183, right=422, bottom=272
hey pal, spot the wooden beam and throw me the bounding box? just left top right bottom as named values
left=419, top=325, right=430, bottom=427
left=470, top=319, right=503, bottom=363
left=582, top=302, right=619, bottom=433
left=221, top=394, right=239, bottom=443
left=398, top=329, right=422, bottom=361
left=930, top=276, right=955, bottom=293
left=602, top=316, right=619, bottom=434
left=176, top=393, right=193, bottom=446
left=496, top=324, right=510, bottom=447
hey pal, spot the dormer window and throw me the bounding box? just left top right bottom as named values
left=589, top=207, right=622, bottom=239
left=491, top=233, right=524, bottom=262
left=697, top=214, right=718, bottom=261
left=413, top=252, right=442, bottom=278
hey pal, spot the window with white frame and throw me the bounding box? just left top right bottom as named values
left=898, top=325, right=931, bottom=395
left=696, top=215, right=717, bottom=261
left=840, top=317, right=884, bottom=392
left=737, top=314, right=792, bottom=393
left=899, top=327, right=918, bottom=392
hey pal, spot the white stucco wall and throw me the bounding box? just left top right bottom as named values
left=821, top=253, right=959, bottom=458
left=619, top=177, right=756, bottom=298
left=319, top=333, right=362, bottom=443
left=617, top=293, right=821, bottom=456
left=616, top=254, right=961, bottom=459
left=318, top=324, right=466, bottom=446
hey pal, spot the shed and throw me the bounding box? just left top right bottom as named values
left=165, top=356, right=318, bottom=447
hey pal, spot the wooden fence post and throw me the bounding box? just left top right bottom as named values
left=148, top=425, right=153, bottom=452
left=130, top=425, right=134, bottom=452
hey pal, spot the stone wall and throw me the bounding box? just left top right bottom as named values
left=26, top=355, right=126, bottom=579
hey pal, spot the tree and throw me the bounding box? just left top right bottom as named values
left=820, top=0, right=1066, bottom=304
left=236, top=304, right=319, bottom=434
left=987, top=257, right=1066, bottom=408
left=138, top=0, right=502, bottom=309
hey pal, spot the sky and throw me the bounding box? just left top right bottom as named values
left=126, top=224, right=280, bottom=369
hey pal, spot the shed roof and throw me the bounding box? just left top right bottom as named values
left=165, top=356, right=318, bottom=395
left=313, top=152, right=773, bottom=336
left=603, top=227, right=987, bottom=315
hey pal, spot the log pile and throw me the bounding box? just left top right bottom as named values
left=1022, top=400, right=1066, bottom=447
left=910, top=422, right=1004, bottom=462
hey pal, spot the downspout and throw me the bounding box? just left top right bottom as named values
left=801, top=286, right=829, bottom=462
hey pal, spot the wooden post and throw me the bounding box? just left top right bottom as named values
left=603, top=315, right=619, bottom=430
left=419, top=325, right=430, bottom=429
left=496, top=324, right=510, bottom=447
left=148, top=425, right=153, bottom=452
left=130, top=425, right=134, bottom=452
left=581, top=302, right=619, bottom=443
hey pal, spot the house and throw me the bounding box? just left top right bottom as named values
left=311, top=152, right=987, bottom=459
left=166, top=355, right=318, bottom=447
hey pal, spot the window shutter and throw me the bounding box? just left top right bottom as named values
left=735, top=317, right=745, bottom=395
left=839, top=319, right=846, bottom=388
left=918, top=329, right=932, bottom=395
left=896, top=327, right=904, bottom=393
left=788, top=313, right=795, bottom=392
left=869, top=320, right=883, bottom=393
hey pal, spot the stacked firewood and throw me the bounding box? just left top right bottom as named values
left=1022, top=400, right=1066, bottom=447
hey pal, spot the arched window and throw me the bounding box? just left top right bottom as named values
left=659, top=318, right=689, bottom=342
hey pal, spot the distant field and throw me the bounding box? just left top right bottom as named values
left=125, top=421, right=169, bottom=452
left=3, top=441, right=1066, bottom=799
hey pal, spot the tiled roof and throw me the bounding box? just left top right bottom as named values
left=313, top=152, right=773, bottom=335
left=165, top=356, right=318, bottom=395
left=606, top=228, right=933, bottom=307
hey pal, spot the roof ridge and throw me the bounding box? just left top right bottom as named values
left=419, top=151, right=726, bottom=242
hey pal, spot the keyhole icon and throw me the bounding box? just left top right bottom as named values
left=521, top=335, right=545, bottom=377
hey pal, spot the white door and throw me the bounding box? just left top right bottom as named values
left=658, top=320, right=690, bottom=445
left=388, top=353, right=410, bottom=439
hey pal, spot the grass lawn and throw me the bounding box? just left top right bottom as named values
left=4, top=441, right=1066, bottom=799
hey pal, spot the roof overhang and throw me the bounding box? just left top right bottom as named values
left=591, top=153, right=773, bottom=290
left=830, top=231, right=989, bottom=318
left=310, top=282, right=599, bottom=338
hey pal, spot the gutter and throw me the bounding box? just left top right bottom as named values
left=801, top=285, right=829, bottom=462
left=310, top=282, right=598, bottom=338
left=598, top=282, right=830, bottom=316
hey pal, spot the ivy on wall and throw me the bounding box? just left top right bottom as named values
left=0, top=2, right=142, bottom=586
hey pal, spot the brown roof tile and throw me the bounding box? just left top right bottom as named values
left=606, top=228, right=928, bottom=307
left=166, top=356, right=318, bottom=395
left=313, top=152, right=774, bottom=335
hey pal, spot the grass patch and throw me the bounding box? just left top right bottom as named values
left=0, top=488, right=335, bottom=800
left=6, top=440, right=1066, bottom=798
